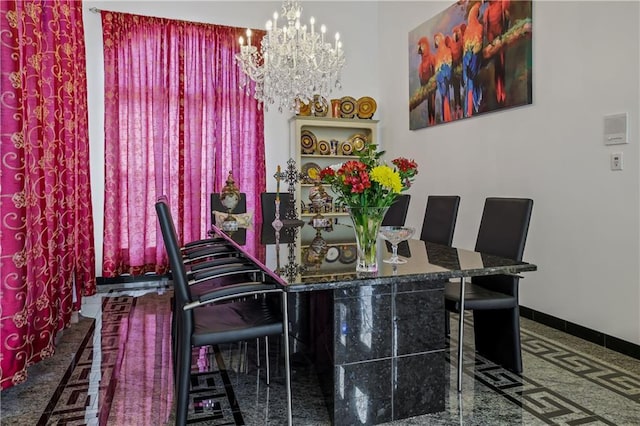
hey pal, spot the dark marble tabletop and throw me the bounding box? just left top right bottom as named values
left=213, top=221, right=537, bottom=293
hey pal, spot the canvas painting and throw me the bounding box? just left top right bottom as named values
left=409, top=0, right=532, bottom=130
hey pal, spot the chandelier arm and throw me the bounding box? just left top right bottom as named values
left=235, top=0, right=345, bottom=113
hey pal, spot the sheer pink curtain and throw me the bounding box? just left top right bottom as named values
left=100, top=12, right=265, bottom=277
left=0, top=0, right=95, bottom=389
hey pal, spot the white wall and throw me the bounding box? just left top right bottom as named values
left=377, top=0, right=640, bottom=344
left=83, top=1, right=380, bottom=277
left=84, top=1, right=640, bottom=344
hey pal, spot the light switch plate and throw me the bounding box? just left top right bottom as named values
left=611, top=152, right=623, bottom=171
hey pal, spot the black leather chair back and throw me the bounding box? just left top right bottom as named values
left=260, top=192, right=292, bottom=225
left=211, top=192, right=247, bottom=226
left=382, top=194, right=411, bottom=226
left=473, top=197, right=533, bottom=296
left=420, top=195, right=460, bottom=245
left=475, top=197, right=533, bottom=261
left=155, top=199, right=193, bottom=306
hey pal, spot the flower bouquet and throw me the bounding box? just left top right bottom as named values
left=319, top=145, right=418, bottom=272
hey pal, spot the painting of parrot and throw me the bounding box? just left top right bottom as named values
left=417, top=36, right=437, bottom=126
left=434, top=32, right=453, bottom=123
left=462, top=2, right=484, bottom=117
left=408, top=0, right=531, bottom=130
left=447, top=23, right=466, bottom=120
left=483, top=0, right=511, bottom=104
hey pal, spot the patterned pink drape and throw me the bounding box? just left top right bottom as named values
left=0, top=0, right=96, bottom=390
left=101, top=12, right=266, bottom=277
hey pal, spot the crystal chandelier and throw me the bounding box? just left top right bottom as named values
left=235, top=0, right=346, bottom=113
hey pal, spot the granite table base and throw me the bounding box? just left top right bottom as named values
left=304, top=279, right=446, bottom=425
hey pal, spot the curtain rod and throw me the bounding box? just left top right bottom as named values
left=88, top=7, right=101, bottom=14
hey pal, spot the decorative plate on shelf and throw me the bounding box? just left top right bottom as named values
left=356, top=96, right=377, bottom=119
left=313, top=96, right=329, bottom=117
left=301, top=130, right=317, bottom=154
left=339, top=245, right=357, bottom=264
left=350, top=134, right=367, bottom=152
left=301, top=162, right=321, bottom=182
left=317, top=140, right=331, bottom=155
left=297, top=101, right=312, bottom=116
left=325, top=246, right=340, bottom=263
left=340, top=140, right=354, bottom=156
left=339, top=96, right=357, bottom=118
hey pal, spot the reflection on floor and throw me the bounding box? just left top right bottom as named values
left=2, top=283, right=639, bottom=425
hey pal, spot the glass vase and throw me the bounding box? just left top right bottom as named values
left=347, top=206, right=388, bottom=273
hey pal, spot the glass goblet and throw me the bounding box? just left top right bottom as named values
left=379, top=226, right=415, bottom=264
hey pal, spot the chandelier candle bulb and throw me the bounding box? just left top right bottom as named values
left=235, top=0, right=346, bottom=112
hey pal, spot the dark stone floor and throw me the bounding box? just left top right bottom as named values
left=2, top=283, right=639, bottom=425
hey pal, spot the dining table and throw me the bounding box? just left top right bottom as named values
left=212, top=219, right=537, bottom=425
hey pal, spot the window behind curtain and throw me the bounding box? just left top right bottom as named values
left=100, top=11, right=265, bottom=277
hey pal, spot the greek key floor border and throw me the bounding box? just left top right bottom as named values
left=448, top=314, right=640, bottom=425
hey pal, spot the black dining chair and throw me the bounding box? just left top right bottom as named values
left=260, top=192, right=293, bottom=225
left=156, top=200, right=292, bottom=425
left=445, top=197, right=533, bottom=391
left=420, top=195, right=461, bottom=337
left=211, top=192, right=247, bottom=228
left=156, top=197, right=275, bottom=379
left=259, top=192, right=297, bottom=245
left=420, top=195, right=460, bottom=246
left=382, top=194, right=411, bottom=226
left=154, top=195, right=245, bottom=268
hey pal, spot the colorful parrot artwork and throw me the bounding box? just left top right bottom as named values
left=462, top=2, right=484, bottom=117
left=447, top=23, right=466, bottom=120
left=409, top=0, right=531, bottom=130
left=417, top=36, right=437, bottom=126
left=483, top=0, right=511, bottom=104
left=434, top=32, right=453, bottom=123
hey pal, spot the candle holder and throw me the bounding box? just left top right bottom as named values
left=220, top=171, right=240, bottom=231
left=272, top=165, right=284, bottom=231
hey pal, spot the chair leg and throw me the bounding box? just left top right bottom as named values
left=265, top=335, right=270, bottom=385
left=457, top=277, right=466, bottom=393
left=176, top=339, right=192, bottom=425
left=473, top=307, right=523, bottom=373
left=282, top=292, right=293, bottom=426
left=256, top=337, right=261, bottom=367
left=444, top=309, right=450, bottom=336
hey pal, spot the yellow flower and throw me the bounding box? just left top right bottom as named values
left=370, top=165, right=402, bottom=193
left=308, top=168, right=319, bottom=180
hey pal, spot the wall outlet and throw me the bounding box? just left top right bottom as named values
left=611, top=152, right=623, bottom=171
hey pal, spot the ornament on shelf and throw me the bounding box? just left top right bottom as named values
left=220, top=170, right=240, bottom=232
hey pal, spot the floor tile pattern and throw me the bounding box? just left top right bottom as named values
left=2, top=286, right=639, bottom=426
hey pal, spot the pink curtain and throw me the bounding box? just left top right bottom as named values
left=101, top=12, right=266, bottom=277
left=0, top=0, right=96, bottom=390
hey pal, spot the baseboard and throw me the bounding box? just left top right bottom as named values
left=520, top=306, right=640, bottom=360
left=96, top=274, right=166, bottom=285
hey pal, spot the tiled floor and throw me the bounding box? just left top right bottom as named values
left=2, top=283, right=639, bottom=425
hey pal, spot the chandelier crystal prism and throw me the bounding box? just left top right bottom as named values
left=235, top=0, right=346, bottom=113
